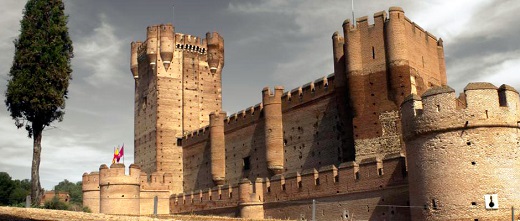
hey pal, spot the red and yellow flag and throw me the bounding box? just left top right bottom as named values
left=112, top=144, right=124, bottom=164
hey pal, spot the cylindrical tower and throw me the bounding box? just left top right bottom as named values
left=332, top=31, right=345, bottom=88
left=99, top=163, right=141, bottom=215
left=386, top=6, right=410, bottom=105
left=210, top=111, right=227, bottom=185
left=206, top=32, right=224, bottom=74
left=262, top=86, right=284, bottom=175
left=82, top=172, right=100, bottom=213
left=159, top=24, right=174, bottom=70
left=130, top=41, right=141, bottom=79
left=402, top=83, right=520, bottom=221
left=238, top=178, right=264, bottom=219
left=343, top=19, right=363, bottom=116
left=146, top=25, right=158, bottom=69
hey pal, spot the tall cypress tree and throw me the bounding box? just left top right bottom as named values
left=5, top=0, right=73, bottom=205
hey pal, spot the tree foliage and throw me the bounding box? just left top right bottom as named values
left=54, top=179, right=82, bottom=205
left=0, top=172, right=31, bottom=206
left=4, top=0, right=73, bottom=205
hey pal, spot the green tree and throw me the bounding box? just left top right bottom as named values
left=0, top=172, right=15, bottom=206
left=9, top=179, right=31, bottom=205
left=5, top=0, right=73, bottom=206
left=54, top=179, right=82, bottom=205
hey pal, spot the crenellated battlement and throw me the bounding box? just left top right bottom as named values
left=139, top=171, right=173, bottom=191
left=171, top=154, right=407, bottom=214
left=281, top=74, right=335, bottom=111
left=174, top=33, right=207, bottom=54
left=99, top=163, right=141, bottom=186
left=401, top=83, right=520, bottom=140
left=82, top=172, right=100, bottom=191
left=171, top=184, right=240, bottom=214
left=180, top=126, right=210, bottom=147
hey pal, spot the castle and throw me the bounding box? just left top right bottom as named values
left=82, top=7, right=520, bottom=220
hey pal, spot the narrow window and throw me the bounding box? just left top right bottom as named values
left=372, top=46, right=376, bottom=59
left=243, top=156, right=251, bottom=171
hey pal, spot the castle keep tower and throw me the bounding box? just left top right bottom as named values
left=131, top=24, right=224, bottom=193
left=402, top=83, right=520, bottom=220
left=334, top=7, right=447, bottom=161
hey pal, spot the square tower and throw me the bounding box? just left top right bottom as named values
left=130, top=24, right=224, bottom=193
left=333, top=7, right=447, bottom=162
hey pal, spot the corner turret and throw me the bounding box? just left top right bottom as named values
left=402, top=83, right=520, bottom=220
left=146, top=25, right=158, bottom=69
left=159, top=24, right=174, bottom=70
left=130, top=41, right=142, bottom=79
left=206, top=32, right=224, bottom=74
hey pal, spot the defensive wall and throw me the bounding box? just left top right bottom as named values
left=402, top=83, right=520, bottom=220
left=171, top=154, right=410, bottom=220
left=181, top=74, right=349, bottom=192
left=82, top=163, right=175, bottom=216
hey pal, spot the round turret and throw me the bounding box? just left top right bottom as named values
left=209, top=111, right=227, bottom=185
left=82, top=172, right=100, bottom=213
left=206, top=32, right=224, bottom=74
left=159, top=24, right=174, bottom=70
left=99, top=163, right=141, bottom=215
left=146, top=25, right=158, bottom=68
left=402, top=83, right=520, bottom=220
left=238, top=178, right=264, bottom=219
left=130, top=41, right=141, bottom=79
left=262, top=86, right=285, bottom=175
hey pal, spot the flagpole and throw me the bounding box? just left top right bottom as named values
left=351, top=0, right=355, bottom=26
left=123, top=143, right=125, bottom=165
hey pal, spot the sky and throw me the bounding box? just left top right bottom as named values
left=0, top=0, right=519, bottom=190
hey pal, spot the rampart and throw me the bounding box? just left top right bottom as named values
left=402, top=83, right=520, bottom=220
left=181, top=73, right=346, bottom=192
left=139, top=172, right=174, bottom=215
left=171, top=154, right=409, bottom=220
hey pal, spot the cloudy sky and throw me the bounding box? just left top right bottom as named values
left=0, top=0, right=518, bottom=189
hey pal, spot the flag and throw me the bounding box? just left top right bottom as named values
left=118, top=144, right=124, bottom=162
left=112, top=147, right=119, bottom=164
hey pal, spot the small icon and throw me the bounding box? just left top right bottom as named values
left=484, top=194, right=498, bottom=210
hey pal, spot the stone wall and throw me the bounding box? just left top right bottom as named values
left=172, top=154, right=409, bottom=220
left=181, top=74, right=348, bottom=192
